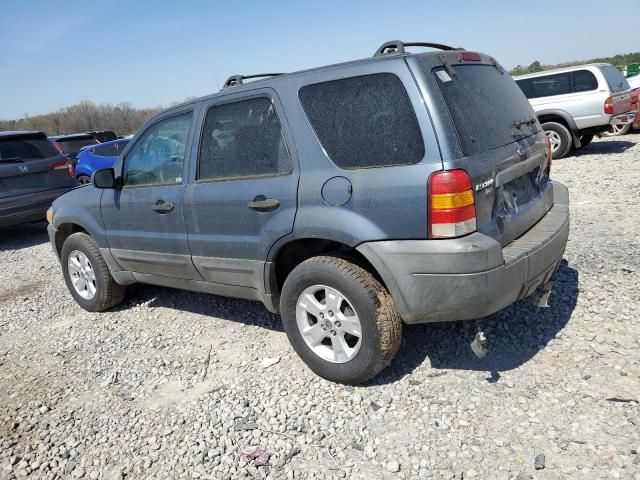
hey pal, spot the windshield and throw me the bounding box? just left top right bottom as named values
left=0, top=136, right=59, bottom=161
left=434, top=64, right=540, bottom=156
left=57, top=138, right=98, bottom=156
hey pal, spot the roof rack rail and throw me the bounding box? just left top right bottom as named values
left=373, top=40, right=464, bottom=57
left=222, top=73, right=286, bottom=89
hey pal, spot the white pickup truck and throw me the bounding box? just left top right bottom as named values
left=514, top=64, right=635, bottom=158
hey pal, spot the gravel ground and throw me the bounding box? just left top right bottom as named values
left=1, top=134, right=639, bottom=480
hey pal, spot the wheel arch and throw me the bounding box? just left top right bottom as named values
left=54, top=223, right=89, bottom=256
left=535, top=109, right=578, bottom=132
left=265, top=237, right=388, bottom=309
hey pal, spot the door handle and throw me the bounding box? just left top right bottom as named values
left=151, top=200, right=174, bottom=213
left=247, top=195, right=280, bottom=212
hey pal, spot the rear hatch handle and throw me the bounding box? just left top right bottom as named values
left=495, top=155, right=541, bottom=188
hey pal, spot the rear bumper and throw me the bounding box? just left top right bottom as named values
left=357, top=181, right=570, bottom=324
left=610, top=111, right=636, bottom=125
left=0, top=187, right=74, bottom=228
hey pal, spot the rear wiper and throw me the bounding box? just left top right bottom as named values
left=0, top=156, right=24, bottom=163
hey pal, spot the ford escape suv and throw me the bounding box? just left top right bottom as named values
left=47, top=41, right=569, bottom=384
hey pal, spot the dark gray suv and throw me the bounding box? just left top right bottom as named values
left=1, top=131, right=77, bottom=227
left=47, top=41, right=569, bottom=384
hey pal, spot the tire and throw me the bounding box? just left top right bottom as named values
left=575, top=134, right=594, bottom=149
left=280, top=255, right=402, bottom=384
left=601, top=124, right=632, bottom=137
left=61, top=232, right=125, bottom=312
left=76, top=175, right=91, bottom=185
left=542, top=122, right=572, bottom=159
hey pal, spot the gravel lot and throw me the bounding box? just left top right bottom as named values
left=1, top=134, right=639, bottom=480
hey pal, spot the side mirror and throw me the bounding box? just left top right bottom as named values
left=92, top=168, right=119, bottom=189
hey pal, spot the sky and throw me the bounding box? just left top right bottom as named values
left=1, top=0, right=638, bottom=119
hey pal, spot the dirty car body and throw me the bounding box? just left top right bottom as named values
left=47, top=41, right=569, bottom=383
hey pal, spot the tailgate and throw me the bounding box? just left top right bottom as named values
left=410, top=55, right=553, bottom=246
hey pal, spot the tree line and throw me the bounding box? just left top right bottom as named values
left=510, top=51, right=640, bottom=76
left=0, top=101, right=164, bottom=136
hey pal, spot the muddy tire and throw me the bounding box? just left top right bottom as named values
left=280, top=255, right=402, bottom=384
left=61, top=232, right=125, bottom=312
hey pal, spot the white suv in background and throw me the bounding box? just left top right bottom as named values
left=514, top=64, right=635, bottom=158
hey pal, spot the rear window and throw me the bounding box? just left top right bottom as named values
left=434, top=64, right=539, bottom=156
left=57, top=138, right=98, bottom=156
left=0, top=136, right=58, bottom=161
left=299, top=73, right=424, bottom=169
left=600, top=65, right=630, bottom=93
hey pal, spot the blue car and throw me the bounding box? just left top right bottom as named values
left=75, top=138, right=130, bottom=184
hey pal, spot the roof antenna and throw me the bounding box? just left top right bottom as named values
left=214, top=76, right=221, bottom=90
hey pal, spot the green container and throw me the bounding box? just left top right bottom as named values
left=622, top=63, right=640, bottom=77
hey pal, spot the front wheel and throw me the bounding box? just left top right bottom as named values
left=542, top=122, right=572, bottom=159
left=76, top=175, right=91, bottom=185
left=61, top=232, right=125, bottom=311
left=280, top=256, right=402, bottom=384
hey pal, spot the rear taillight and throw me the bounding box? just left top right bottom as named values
left=52, top=160, right=74, bottom=177
left=604, top=97, right=614, bottom=115
left=545, top=135, right=552, bottom=174
left=428, top=170, right=476, bottom=239
left=53, top=141, right=64, bottom=154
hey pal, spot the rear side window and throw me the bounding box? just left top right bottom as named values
left=571, top=70, right=598, bottom=92
left=299, top=73, right=424, bottom=169
left=600, top=65, right=630, bottom=93
left=198, top=97, right=291, bottom=181
left=516, top=73, right=572, bottom=98
left=93, top=143, right=119, bottom=157
left=0, top=137, right=58, bottom=160
left=434, top=64, right=539, bottom=156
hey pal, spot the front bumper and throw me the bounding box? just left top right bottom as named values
left=48, top=223, right=60, bottom=258
left=357, top=181, right=570, bottom=324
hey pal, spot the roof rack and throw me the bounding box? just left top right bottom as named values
left=373, top=40, right=463, bottom=57
left=222, top=73, right=286, bottom=89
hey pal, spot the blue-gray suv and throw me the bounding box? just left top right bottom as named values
left=47, top=41, right=569, bottom=384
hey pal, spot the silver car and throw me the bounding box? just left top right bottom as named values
left=514, top=64, right=635, bottom=158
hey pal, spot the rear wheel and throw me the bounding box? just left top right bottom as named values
left=280, top=256, right=402, bottom=384
left=542, top=122, right=572, bottom=159
left=61, top=232, right=125, bottom=311
left=602, top=123, right=632, bottom=137
left=76, top=175, right=91, bottom=185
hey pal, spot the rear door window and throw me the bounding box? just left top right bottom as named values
left=0, top=136, right=58, bottom=161
left=435, top=64, right=539, bottom=156
left=198, top=97, right=291, bottom=181
left=299, top=73, right=424, bottom=169
left=600, top=65, right=630, bottom=93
